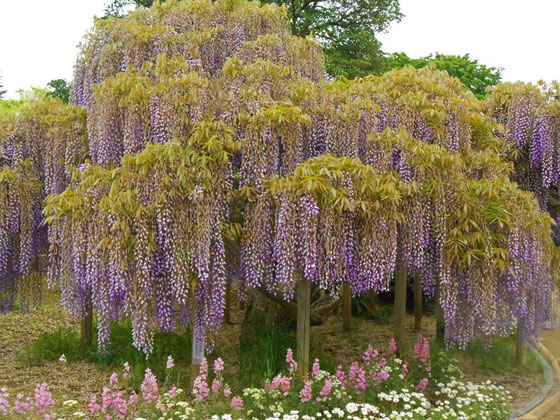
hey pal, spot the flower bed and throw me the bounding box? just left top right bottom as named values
left=0, top=337, right=510, bottom=419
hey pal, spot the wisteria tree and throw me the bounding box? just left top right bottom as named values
left=486, top=81, right=560, bottom=361
left=1, top=0, right=557, bottom=383
left=0, top=98, right=87, bottom=312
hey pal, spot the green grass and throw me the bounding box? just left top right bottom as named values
left=19, top=328, right=93, bottom=365
left=238, top=311, right=296, bottom=388
left=19, top=323, right=192, bottom=389
left=350, top=293, right=393, bottom=323
left=431, top=335, right=542, bottom=376
left=462, top=336, right=541, bottom=374
left=236, top=310, right=340, bottom=389
left=20, top=312, right=541, bottom=395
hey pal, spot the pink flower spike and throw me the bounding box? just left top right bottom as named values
left=413, top=335, right=430, bottom=364
left=112, top=391, right=127, bottom=418
left=123, top=362, right=130, bottom=380
left=58, top=354, right=66, bottom=363
left=286, top=348, right=297, bottom=374
left=300, top=379, right=312, bottom=403
left=415, top=377, right=429, bottom=392
left=231, top=396, right=244, bottom=411
left=168, top=386, right=178, bottom=399
left=349, top=362, right=367, bottom=394
left=402, top=361, right=409, bottom=380
left=110, top=372, right=119, bottom=388
left=166, top=355, right=175, bottom=370
left=362, top=345, right=374, bottom=364
left=317, top=377, right=332, bottom=402
left=140, top=368, right=160, bottom=404
left=214, top=357, right=224, bottom=374
left=336, top=364, right=347, bottom=387
left=312, top=358, right=320, bottom=377
left=34, top=383, right=54, bottom=414
left=200, top=358, right=208, bottom=377
left=89, top=395, right=100, bottom=415
left=193, top=375, right=210, bottom=402
left=101, top=387, right=112, bottom=412
left=14, top=393, right=33, bottom=414
left=389, top=337, right=398, bottom=355
left=224, top=387, right=232, bottom=397
left=211, top=378, right=221, bottom=394
left=127, top=392, right=139, bottom=406
left=375, top=370, right=390, bottom=381
left=0, top=387, right=9, bottom=416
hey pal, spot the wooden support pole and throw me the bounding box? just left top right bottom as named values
left=367, top=289, right=377, bottom=317
left=224, top=279, right=232, bottom=324
left=435, top=284, right=445, bottom=341
left=414, top=275, right=422, bottom=331
left=516, top=318, right=527, bottom=365
left=190, top=278, right=205, bottom=389
left=342, top=282, right=352, bottom=332
left=239, top=296, right=246, bottom=311
left=266, top=300, right=278, bottom=328
left=296, top=276, right=311, bottom=378
left=393, top=260, right=408, bottom=353
left=191, top=325, right=205, bottom=387
left=80, top=302, right=93, bottom=346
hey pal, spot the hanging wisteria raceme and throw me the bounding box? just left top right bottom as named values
left=0, top=99, right=88, bottom=313
left=45, top=121, right=237, bottom=354
left=0, top=162, right=43, bottom=312
left=242, top=154, right=403, bottom=299
left=485, top=82, right=560, bottom=203
left=486, top=81, right=560, bottom=286
left=359, top=128, right=556, bottom=348
left=445, top=178, right=559, bottom=348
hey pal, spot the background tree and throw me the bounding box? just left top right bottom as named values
left=260, top=0, right=402, bottom=78
left=103, top=0, right=166, bottom=17
left=0, top=74, right=6, bottom=99
left=46, top=79, right=71, bottom=104
left=383, top=53, right=502, bottom=98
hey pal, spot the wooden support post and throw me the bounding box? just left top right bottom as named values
left=435, top=298, right=445, bottom=342
left=393, top=260, right=408, bottom=353
left=434, top=280, right=445, bottom=342
left=296, top=275, right=311, bottom=378
left=414, top=275, right=422, bottom=331
left=516, top=318, right=527, bottom=365
left=266, top=300, right=278, bottom=328
left=224, top=279, right=231, bottom=324
left=342, top=282, right=352, bottom=332
left=80, top=302, right=93, bottom=346
left=367, top=289, right=377, bottom=317
left=191, top=325, right=205, bottom=387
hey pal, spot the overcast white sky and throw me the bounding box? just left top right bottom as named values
left=0, top=0, right=558, bottom=99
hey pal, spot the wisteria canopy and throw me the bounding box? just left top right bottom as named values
left=0, top=0, right=558, bottom=355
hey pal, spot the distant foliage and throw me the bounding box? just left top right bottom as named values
left=260, top=0, right=403, bottom=78
left=46, top=79, right=71, bottom=104
left=383, top=53, right=502, bottom=98
left=0, top=74, right=6, bottom=99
